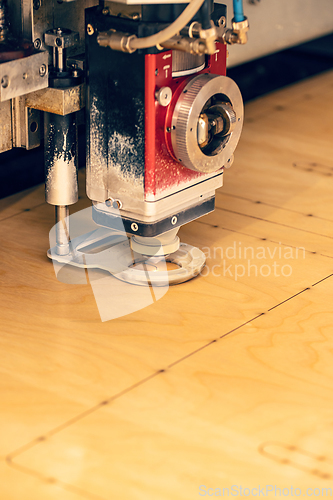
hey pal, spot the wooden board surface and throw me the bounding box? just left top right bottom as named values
left=1, top=71, right=333, bottom=500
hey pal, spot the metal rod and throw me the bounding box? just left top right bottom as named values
left=57, top=47, right=64, bottom=72
left=53, top=47, right=57, bottom=69
left=55, top=205, right=70, bottom=255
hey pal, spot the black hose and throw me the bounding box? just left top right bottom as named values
left=199, top=0, right=212, bottom=30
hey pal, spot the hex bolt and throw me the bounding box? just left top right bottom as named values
left=131, top=222, right=139, bottom=232
left=39, top=64, right=47, bottom=77
left=113, top=200, right=122, bottom=209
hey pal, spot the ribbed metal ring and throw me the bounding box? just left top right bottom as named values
left=171, top=73, right=243, bottom=173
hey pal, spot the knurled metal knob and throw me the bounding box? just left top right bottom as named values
left=171, top=73, right=243, bottom=173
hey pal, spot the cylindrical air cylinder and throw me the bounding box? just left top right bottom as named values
left=44, top=112, right=78, bottom=206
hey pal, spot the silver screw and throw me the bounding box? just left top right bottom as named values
left=39, top=64, right=47, bottom=77
left=171, top=216, right=178, bottom=225
left=113, top=200, right=122, bottom=209
left=131, top=222, right=139, bottom=232
left=87, top=24, right=94, bottom=36
left=34, top=38, right=41, bottom=50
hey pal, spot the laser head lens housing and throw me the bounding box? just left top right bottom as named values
left=171, top=74, right=243, bottom=173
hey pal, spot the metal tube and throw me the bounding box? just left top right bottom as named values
left=55, top=205, right=70, bottom=255
left=57, top=47, right=64, bottom=72
left=44, top=111, right=78, bottom=206
left=53, top=47, right=57, bottom=69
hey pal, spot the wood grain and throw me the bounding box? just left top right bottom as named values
left=1, top=71, right=333, bottom=499
left=12, top=280, right=333, bottom=500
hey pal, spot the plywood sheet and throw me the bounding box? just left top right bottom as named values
left=1, top=71, right=333, bottom=499
left=11, top=280, right=333, bottom=500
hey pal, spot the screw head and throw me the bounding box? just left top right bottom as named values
left=87, top=24, right=94, bottom=36
left=33, top=0, right=40, bottom=10
left=39, top=64, right=47, bottom=77
left=1, top=75, right=9, bottom=88
left=22, top=72, right=28, bottom=80
left=217, top=16, right=226, bottom=27
left=113, top=200, right=122, bottom=209
left=34, top=38, right=41, bottom=50
left=155, top=86, right=172, bottom=107
left=131, top=222, right=139, bottom=232
left=171, top=216, right=178, bottom=225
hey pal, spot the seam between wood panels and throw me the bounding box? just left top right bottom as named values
left=195, top=219, right=333, bottom=260
left=5, top=276, right=329, bottom=464
left=0, top=202, right=46, bottom=224
left=4, top=281, right=333, bottom=491
left=216, top=192, right=333, bottom=223
left=214, top=207, right=333, bottom=240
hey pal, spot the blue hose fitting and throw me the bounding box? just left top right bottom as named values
left=233, top=0, right=245, bottom=22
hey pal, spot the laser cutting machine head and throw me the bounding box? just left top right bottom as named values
left=83, top=0, right=248, bottom=282
left=0, top=0, right=248, bottom=285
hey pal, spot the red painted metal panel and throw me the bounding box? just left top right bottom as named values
left=144, top=43, right=227, bottom=200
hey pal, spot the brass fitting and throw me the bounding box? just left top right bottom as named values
left=199, top=21, right=217, bottom=54
left=97, top=30, right=137, bottom=53
left=161, top=35, right=206, bottom=55
left=221, top=16, right=249, bottom=45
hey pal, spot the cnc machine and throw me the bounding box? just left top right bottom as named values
left=0, top=0, right=248, bottom=285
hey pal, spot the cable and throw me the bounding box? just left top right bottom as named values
left=233, top=0, right=245, bottom=22
left=199, top=0, right=212, bottom=30
left=129, top=0, right=206, bottom=50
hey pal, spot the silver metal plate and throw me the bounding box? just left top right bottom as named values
left=0, top=51, right=49, bottom=102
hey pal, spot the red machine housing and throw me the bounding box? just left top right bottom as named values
left=144, top=42, right=227, bottom=201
